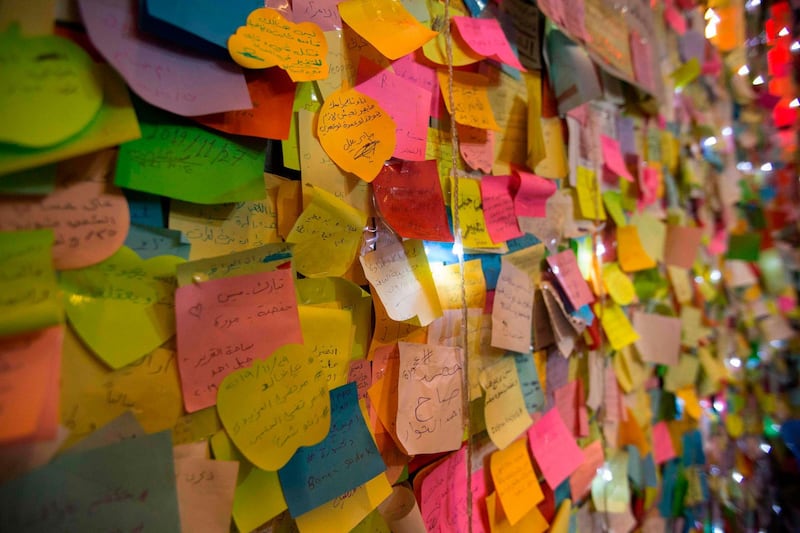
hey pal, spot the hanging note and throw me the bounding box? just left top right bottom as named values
left=595, top=300, right=639, bottom=351
left=632, top=312, right=681, bottom=366
left=452, top=177, right=499, bottom=249
left=527, top=408, right=584, bottom=489
left=481, top=357, right=532, bottom=450
left=175, top=457, right=239, bottom=533
left=569, top=440, right=605, bottom=501
left=420, top=446, right=486, bottom=533
left=451, top=16, right=525, bottom=70
left=600, top=135, right=634, bottom=182
left=480, top=174, right=523, bottom=243
left=438, top=70, right=500, bottom=131
left=458, top=124, right=495, bottom=173
left=514, top=171, right=557, bottom=218
left=575, top=165, right=606, bottom=220
left=175, top=268, right=303, bottom=412
left=491, top=258, right=534, bottom=353
left=663, top=225, right=703, bottom=269
left=547, top=249, right=595, bottom=310
left=617, top=225, right=656, bottom=272
left=317, top=87, right=397, bottom=182
left=490, top=438, right=544, bottom=525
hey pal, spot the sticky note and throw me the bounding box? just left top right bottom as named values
left=338, top=0, right=438, bottom=60
left=514, top=171, right=557, bottom=218
left=300, top=306, right=353, bottom=390
left=725, top=232, right=762, bottom=261
left=294, top=0, right=343, bottom=30
left=286, top=185, right=368, bottom=277
left=575, top=165, right=606, bottom=220
left=514, top=353, right=545, bottom=414
left=594, top=301, right=639, bottom=351
left=527, top=408, right=584, bottom=489
left=480, top=174, right=524, bottom=243
left=602, top=191, right=627, bottom=227
left=422, top=2, right=482, bottom=67
left=372, top=160, right=453, bottom=242
left=664, top=225, right=703, bottom=269
left=680, top=306, right=709, bottom=348
left=459, top=124, right=495, bottom=173
left=0, top=229, right=62, bottom=337
left=491, top=258, right=534, bottom=353
left=60, top=246, right=184, bottom=369
left=600, top=135, right=634, bottom=182
left=317, top=86, right=396, bottom=182
left=591, top=450, right=630, bottom=513
left=629, top=212, right=665, bottom=263
left=452, top=177, right=499, bottom=249
left=396, top=342, right=463, bottom=455
left=175, top=242, right=292, bottom=287
left=142, top=0, right=262, bottom=49
left=670, top=57, right=701, bottom=89
left=0, top=26, right=102, bottom=147
left=633, top=312, right=681, bottom=366
left=125, top=224, right=190, bottom=260
left=296, top=473, right=393, bottom=533
left=175, top=457, right=239, bottom=533
left=452, top=16, right=524, bottom=70
left=569, top=440, right=605, bottom=501
left=481, top=357, right=532, bottom=450
left=279, top=382, right=386, bottom=517
left=617, top=225, right=656, bottom=272
left=602, top=263, right=636, bottom=306
left=361, top=240, right=442, bottom=326
left=438, top=70, right=500, bottom=130
left=663, top=354, right=700, bottom=393
left=175, top=268, right=303, bottom=412
left=78, top=0, right=251, bottom=116
left=547, top=249, right=595, bottom=310
left=420, top=446, right=484, bottom=533
left=490, top=438, right=543, bottom=525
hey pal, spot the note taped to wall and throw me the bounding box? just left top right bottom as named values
left=490, top=438, right=544, bottom=525
left=438, top=70, right=500, bottom=131
left=527, top=408, right=584, bottom=489
left=491, top=258, right=534, bottom=353
left=481, top=356, right=532, bottom=450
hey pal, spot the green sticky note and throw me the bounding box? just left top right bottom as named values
left=602, top=190, right=627, bottom=227
left=758, top=248, right=788, bottom=295
left=116, top=98, right=268, bottom=204
left=725, top=232, right=761, bottom=261
left=0, top=229, right=63, bottom=336
left=0, top=163, right=57, bottom=195
left=633, top=268, right=668, bottom=301
left=670, top=58, right=701, bottom=90
left=0, top=25, right=103, bottom=148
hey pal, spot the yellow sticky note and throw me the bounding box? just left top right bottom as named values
left=338, top=0, right=437, bottom=60
left=422, top=2, right=482, bottom=66
left=432, top=259, right=487, bottom=311
left=663, top=354, right=700, bottom=393
left=228, top=8, right=329, bottom=81
left=725, top=413, right=744, bottom=438
left=317, top=87, right=397, bottom=182
left=594, top=301, right=639, bottom=351
left=490, top=438, right=544, bottom=525
left=602, top=191, right=627, bottom=227
left=172, top=407, right=222, bottom=446
left=550, top=499, right=572, bottom=533
left=286, top=185, right=367, bottom=277
left=438, top=70, right=500, bottom=131
left=698, top=346, right=728, bottom=388
left=602, top=263, right=636, bottom=306
left=616, top=226, right=656, bottom=272
left=591, top=451, right=629, bottom=513
left=575, top=165, right=605, bottom=220
left=217, top=344, right=331, bottom=471
left=676, top=386, right=702, bottom=420
left=667, top=266, right=693, bottom=304
left=452, top=177, right=500, bottom=249
left=295, top=473, right=393, bottom=533
left=630, top=212, right=666, bottom=263
left=299, top=306, right=353, bottom=390
left=485, top=491, right=549, bottom=533
left=533, top=117, right=567, bottom=179
left=480, top=357, right=532, bottom=450
left=670, top=58, right=701, bottom=90
left=680, top=306, right=709, bottom=347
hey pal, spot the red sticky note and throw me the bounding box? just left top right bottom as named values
left=639, top=165, right=659, bottom=208
left=514, top=171, right=557, bottom=218
left=664, top=7, right=687, bottom=35
left=480, top=175, right=523, bottom=243
left=459, top=124, right=495, bottom=174
left=652, top=421, right=677, bottom=464
left=452, top=16, right=525, bottom=70
left=600, top=135, right=635, bottom=182
left=546, top=249, right=595, bottom=310
left=527, top=409, right=584, bottom=489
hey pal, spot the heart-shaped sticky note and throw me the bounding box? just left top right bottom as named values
left=217, top=344, right=331, bottom=471
left=317, top=87, right=396, bottom=182
left=60, top=246, right=185, bottom=369
left=0, top=25, right=103, bottom=148
left=228, top=8, right=328, bottom=82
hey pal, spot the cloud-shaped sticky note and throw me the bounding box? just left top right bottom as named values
left=228, top=8, right=329, bottom=82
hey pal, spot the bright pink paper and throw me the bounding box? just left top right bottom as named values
left=664, top=7, right=687, bottom=35
left=452, top=16, right=525, bottom=71
left=78, top=0, right=251, bottom=116
left=652, top=421, right=677, bottom=464
left=546, top=249, right=594, bottom=310
left=778, top=295, right=797, bottom=313
left=175, top=269, right=302, bottom=412
left=708, top=229, right=728, bottom=255
left=639, top=165, right=659, bottom=208
left=514, top=171, right=557, bottom=218
left=356, top=60, right=432, bottom=161
left=293, top=0, right=342, bottom=30
left=348, top=359, right=372, bottom=399
left=600, top=135, right=635, bottom=182
left=527, top=408, right=584, bottom=490
left=480, top=175, right=523, bottom=243
left=535, top=0, right=565, bottom=26
left=392, top=53, right=440, bottom=120
left=459, top=124, right=495, bottom=174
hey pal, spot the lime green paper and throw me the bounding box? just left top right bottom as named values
left=726, top=232, right=761, bottom=262
left=59, top=246, right=184, bottom=369
left=0, top=229, right=62, bottom=336
left=0, top=25, right=103, bottom=148
left=116, top=98, right=268, bottom=204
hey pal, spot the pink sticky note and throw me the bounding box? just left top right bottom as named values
left=78, top=0, right=251, bottom=116
left=348, top=359, right=372, bottom=399
left=452, top=16, right=525, bottom=71
left=480, top=175, right=523, bottom=244
left=356, top=60, right=432, bottom=161
left=652, top=421, right=677, bottom=464
left=600, top=135, right=635, bottom=182
left=546, top=249, right=595, bottom=310
left=639, top=165, right=659, bottom=208
left=707, top=229, right=728, bottom=255
left=553, top=380, right=578, bottom=435
left=527, top=409, right=584, bottom=489
left=293, top=0, right=342, bottom=31
left=664, top=7, right=687, bottom=35
left=392, top=53, right=440, bottom=120
left=603, top=365, right=621, bottom=423
left=630, top=30, right=656, bottom=93
left=459, top=124, right=495, bottom=174
left=175, top=269, right=303, bottom=412
left=513, top=171, right=557, bottom=218
left=569, top=440, right=604, bottom=501
left=778, top=295, right=797, bottom=313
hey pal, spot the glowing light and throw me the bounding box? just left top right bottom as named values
left=753, top=75, right=765, bottom=85
left=791, top=41, right=800, bottom=52
left=552, top=265, right=560, bottom=275
left=760, top=162, right=773, bottom=172
left=760, top=443, right=772, bottom=453
left=773, top=505, right=782, bottom=514
left=778, top=27, right=790, bottom=37
left=732, top=471, right=744, bottom=483
left=790, top=98, right=800, bottom=109
left=737, top=65, right=750, bottom=76
left=703, top=137, right=718, bottom=147
left=598, top=465, right=613, bottom=482
left=451, top=241, right=463, bottom=258
left=721, top=126, right=733, bottom=136
left=730, top=357, right=742, bottom=368
left=596, top=243, right=606, bottom=256
left=704, top=9, right=719, bottom=39
left=713, top=400, right=725, bottom=412
left=745, top=0, right=761, bottom=9
left=714, top=527, right=724, bottom=533
left=694, top=276, right=704, bottom=283
left=737, top=161, right=753, bottom=171
left=710, top=269, right=721, bottom=282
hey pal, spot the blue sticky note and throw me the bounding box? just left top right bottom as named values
left=278, top=382, right=386, bottom=517
left=658, top=459, right=679, bottom=518
left=554, top=477, right=571, bottom=510
left=626, top=445, right=643, bottom=489
left=642, top=453, right=658, bottom=488
left=0, top=431, right=180, bottom=532
left=513, top=353, right=544, bottom=414
left=681, top=430, right=706, bottom=467
left=780, top=419, right=800, bottom=459
left=125, top=223, right=191, bottom=259
left=124, top=188, right=165, bottom=228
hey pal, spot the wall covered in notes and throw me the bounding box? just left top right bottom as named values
left=1, top=0, right=799, bottom=531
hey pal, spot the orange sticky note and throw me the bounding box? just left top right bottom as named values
left=228, top=8, right=329, bottom=81
left=317, top=87, right=397, bottom=182
left=617, top=407, right=649, bottom=456
left=486, top=491, right=548, bottom=533
left=490, top=438, right=544, bottom=525
left=617, top=225, right=656, bottom=272
left=338, top=0, right=438, bottom=60
left=569, top=440, right=605, bottom=501
left=458, top=124, right=495, bottom=173
left=437, top=70, right=500, bottom=131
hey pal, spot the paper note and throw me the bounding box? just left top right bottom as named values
left=595, top=301, right=639, bottom=352
left=175, top=457, right=239, bottom=533
left=569, top=440, right=605, bottom=501
left=0, top=229, right=62, bottom=337
left=396, top=342, right=463, bottom=454
left=420, top=446, right=486, bottom=533
left=514, top=353, right=545, bottom=414
left=480, top=174, right=523, bottom=243
left=279, top=382, right=386, bottom=517
left=630, top=212, right=665, bottom=263
left=481, top=357, right=532, bottom=450
left=60, top=246, right=183, bottom=368
left=491, top=258, right=533, bottom=353
left=338, top=0, right=437, bottom=60
left=601, top=263, right=635, bottom=306
left=485, top=490, right=548, bottom=533
left=459, top=124, right=495, bottom=173
left=422, top=1, right=481, bottom=66
left=490, top=438, right=543, bottom=525
left=361, top=240, right=442, bottom=326
left=663, top=354, right=700, bottom=393
left=438, top=70, right=500, bottom=130
left=0, top=151, right=130, bottom=269
left=575, top=165, right=606, bottom=220
left=78, top=0, right=251, bottom=116
left=0, top=431, right=180, bottom=532
left=296, top=473, right=393, bottom=533
left=299, top=306, right=353, bottom=390
left=142, top=0, right=262, bottom=49
left=126, top=224, right=190, bottom=260
left=175, top=242, right=292, bottom=287
left=372, top=161, right=453, bottom=241
left=294, top=0, right=343, bottom=30
left=527, top=408, right=584, bottom=489
left=547, top=249, right=595, bottom=310
left=664, top=225, right=703, bottom=269
left=452, top=16, right=524, bottom=70
left=540, top=282, right=585, bottom=357
left=453, top=177, right=498, bottom=249
left=0, top=26, right=102, bottom=147
left=591, top=450, right=630, bottom=513
left=286, top=185, right=367, bottom=277
left=175, top=268, right=303, bottom=412
left=514, top=171, right=556, bottom=218
left=317, top=86, right=396, bottom=182
left=633, top=312, right=681, bottom=366
left=600, top=135, right=634, bottom=182
left=602, top=191, right=627, bottom=227
left=680, top=306, right=709, bottom=348
left=617, top=225, right=656, bottom=272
